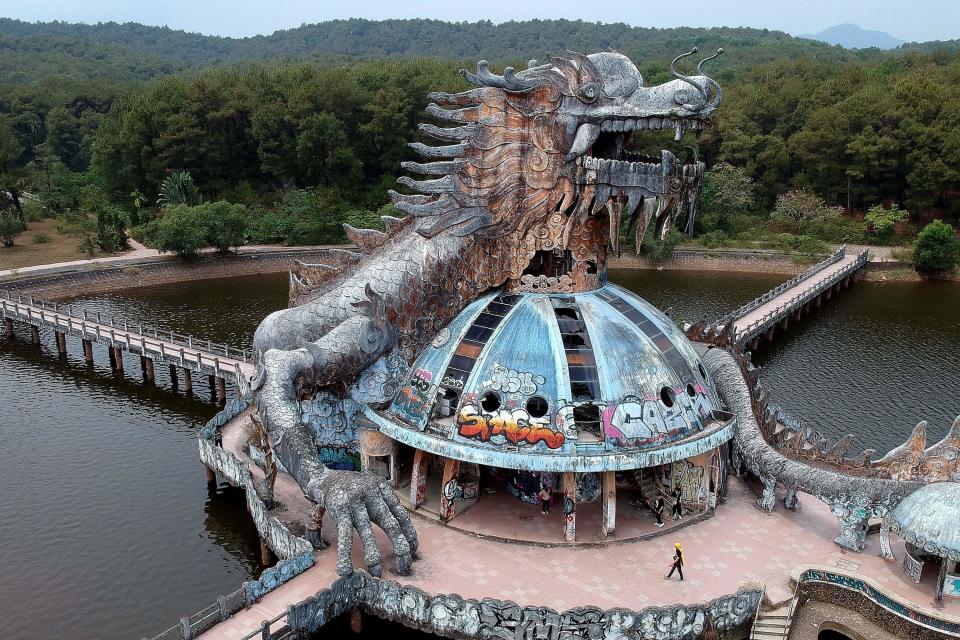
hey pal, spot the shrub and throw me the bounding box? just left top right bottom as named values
left=864, top=204, right=908, bottom=244
left=78, top=235, right=96, bottom=256
left=140, top=204, right=208, bottom=257
left=697, top=230, right=728, bottom=249
left=198, top=201, right=248, bottom=252
left=0, top=213, right=24, bottom=247
left=641, top=229, right=683, bottom=264
left=96, top=207, right=128, bottom=253
left=771, top=189, right=843, bottom=232
left=914, top=220, right=960, bottom=274
left=31, top=233, right=50, bottom=244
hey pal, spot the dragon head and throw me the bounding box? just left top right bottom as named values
left=391, top=48, right=722, bottom=255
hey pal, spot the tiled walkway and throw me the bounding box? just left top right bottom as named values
left=201, top=415, right=960, bottom=639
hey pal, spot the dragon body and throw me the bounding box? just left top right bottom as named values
left=252, top=48, right=726, bottom=576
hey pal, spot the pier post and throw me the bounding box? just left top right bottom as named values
left=112, top=346, right=124, bottom=372
left=142, top=357, right=154, bottom=383
left=3, top=318, right=12, bottom=339
left=766, top=327, right=775, bottom=343
left=439, top=457, right=460, bottom=522
left=216, top=377, right=226, bottom=404
left=410, top=449, right=428, bottom=509
left=259, top=537, right=273, bottom=566
left=169, top=364, right=178, bottom=390
left=55, top=331, right=67, bottom=355
left=82, top=339, right=93, bottom=363
left=562, top=472, right=577, bottom=542
left=183, top=368, right=193, bottom=394
left=30, top=325, right=40, bottom=345
left=208, top=374, right=216, bottom=402
left=601, top=470, right=616, bottom=537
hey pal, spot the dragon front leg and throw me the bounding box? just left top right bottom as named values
left=252, top=287, right=418, bottom=577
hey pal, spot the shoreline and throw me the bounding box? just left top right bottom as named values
left=1, top=244, right=953, bottom=300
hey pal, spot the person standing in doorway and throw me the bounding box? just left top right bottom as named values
left=654, top=495, right=665, bottom=527
left=538, top=483, right=551, bottom=514
left=665, top=543, right=684, bottom=580
left=671, top=486, right=683, bottom=520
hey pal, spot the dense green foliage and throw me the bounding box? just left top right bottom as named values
left=913, top=220, right=960, bottom=273
left=0, top=18, right=958, bottom=258
left=0, top=212, right=23, bottom=246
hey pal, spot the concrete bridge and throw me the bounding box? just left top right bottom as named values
left=714, top=246, right=869, bottom=351
left=0, top=290, right=253, bottom=401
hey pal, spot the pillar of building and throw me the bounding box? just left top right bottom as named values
left=216, top=377, right=226, bottom=404
left=183, top=368, right=193, bottom=394
left=169, top=364, right=178, bottom=389
left=30, top=325, right=40, bottom=345
left=55, top=331, right=67, bottom=355
left=82, top=339, right=93, bottom=363
left=409, top=449, right=428, bottom=509
left=439, top=457, right=461, bottom=522
left=142, top=357, right=155, bottom=383
left=601, top=470, right=616, bottom=537
left=3, top=318, right=12, bottom=339
left=562, top=471, right=577, bottom=542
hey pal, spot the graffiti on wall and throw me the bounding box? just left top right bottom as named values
left=488, top=365, right=546, bottom=395
left=456, top=404, right=566, bottom=449
left=392, top=367, right=435, bottom=424
left=671, top=460, right=705, bottom=503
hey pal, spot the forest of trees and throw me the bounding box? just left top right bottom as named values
left=0, top=18, right=957, bottom=262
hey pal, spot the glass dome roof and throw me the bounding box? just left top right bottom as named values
left=363, top=283, right=734, bottom=471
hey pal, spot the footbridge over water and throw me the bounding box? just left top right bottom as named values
left=0, top=290, right=253, bottom=401
left=712, top=247, right=869, bottom=351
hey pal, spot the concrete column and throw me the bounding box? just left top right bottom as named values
left=55, top=331, right=67, bottom=355
left=169, top=364, right=178, bottom=390
left=766, top=327, right=775, bottom=343
left=208, top=374, right=217, bottom=402
left=601, top=470, right=616, bottom=537
left=259, top=537, right=273, bottom=566
left=217, top=377, right=226, bottom=404
left=142, top=357, right=154, bottom=383
left=30, top=325, right=40, bottom=345
left=562, top=472, right=577, bottom=542
left=112, top=346, right=124, bottom=372
left=183, top=368, right=193, bottom=394
left=82, top=339, right=93, bottom=363
left=3, top=318, right=12, bottom=339
left=439, top=457, right=460, bottom=522
left=410, top=449, right=428, bottom=509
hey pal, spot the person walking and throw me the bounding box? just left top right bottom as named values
left=671, top=487, right=683, bottom=521
left=654, top=495, right=665, bottom=527
left=665, top=543, right=685, bottom=580
left=538, top=483, right=551, bottom=514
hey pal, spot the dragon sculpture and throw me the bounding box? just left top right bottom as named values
left=250, top=48, right=724, bottom=577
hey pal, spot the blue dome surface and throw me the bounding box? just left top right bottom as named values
left=363, top=284, right=734, bottom=471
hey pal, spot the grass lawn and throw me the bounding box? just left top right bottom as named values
left=0, top=218, right=118, bottom=270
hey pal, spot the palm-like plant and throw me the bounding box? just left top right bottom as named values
left=157, top=171, right=202, bottom=208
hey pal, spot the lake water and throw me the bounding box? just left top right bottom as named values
left=1, top=269, right=957, bottom=639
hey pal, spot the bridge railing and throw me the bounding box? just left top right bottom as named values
left=0, top=290, right=251, bottom=363
left=732, top=249, right=868, bottom=344
left=715, top=246, right=846, bottom=329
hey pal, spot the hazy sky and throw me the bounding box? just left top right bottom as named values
left=1, top=0, right=956, bottom=43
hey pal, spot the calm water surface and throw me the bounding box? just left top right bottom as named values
left=1, top=269, right=957, bottom=639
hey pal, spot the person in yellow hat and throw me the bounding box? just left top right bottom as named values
left=665, top=542, right=685, bottom=580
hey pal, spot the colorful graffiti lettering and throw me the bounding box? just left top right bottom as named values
left=456, top=405, right=565, bottom=449
left=393, top=385, right=432, bottom=424
left=318, top=446, right=360, bottom=471
left=488, top=365, right=546, bottom=395
left=671, top=460, right=705, bottom=503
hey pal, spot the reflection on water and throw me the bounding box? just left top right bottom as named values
left=1, top=269, right=957, bottom=639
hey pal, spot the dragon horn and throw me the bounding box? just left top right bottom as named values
left=670, top=47, right=708, bottom=105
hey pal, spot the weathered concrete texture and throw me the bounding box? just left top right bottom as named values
left=286, top=571, right=761, bottom=640
left=793, top=584, right=956, bottom=640
left=0, top=247, right=347, bottom=299
left=789, top=599, right=902, bottom=640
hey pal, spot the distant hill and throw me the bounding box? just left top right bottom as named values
left=0, top=17, right=882, bottom=84
left=801, top=23, right=904, bottom=50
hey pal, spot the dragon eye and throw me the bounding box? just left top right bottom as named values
left=579, top=82, right=600, bottom=102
